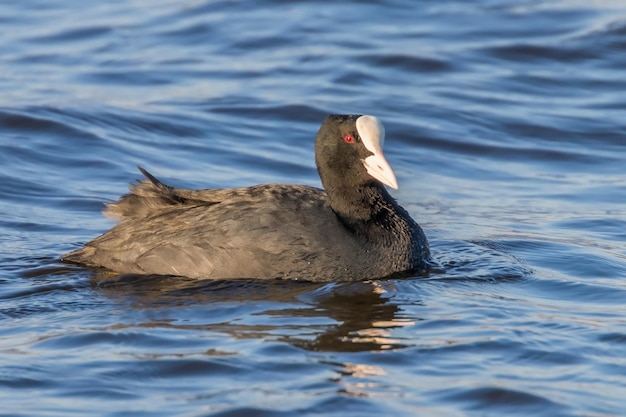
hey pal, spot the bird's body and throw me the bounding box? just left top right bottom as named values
left=63, top=115, right=430, bottom=281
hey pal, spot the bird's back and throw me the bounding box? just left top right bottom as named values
left=63, top=171, right=364, bottom=280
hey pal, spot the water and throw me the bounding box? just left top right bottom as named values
left=1, top=0, right=625, bottom=415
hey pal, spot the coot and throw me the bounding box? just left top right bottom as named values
left=63, top=115, right=430, bottom=281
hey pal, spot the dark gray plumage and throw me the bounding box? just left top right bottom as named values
left=62, top=115, right=430, bottom=281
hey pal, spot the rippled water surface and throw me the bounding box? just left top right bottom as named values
left=1, top=1, right=626, bottom=416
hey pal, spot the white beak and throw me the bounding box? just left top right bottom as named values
left=356, top=115, right=399, bottom=189
left=363, top=153, right=399, bottom=189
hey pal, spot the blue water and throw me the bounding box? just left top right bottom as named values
left=1, top=1, right=626, bottom=416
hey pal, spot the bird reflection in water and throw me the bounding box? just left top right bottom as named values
left=91, top=274, right=421, bottom=353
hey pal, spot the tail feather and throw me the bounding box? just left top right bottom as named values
left=104, top=166, right=192, bottom=221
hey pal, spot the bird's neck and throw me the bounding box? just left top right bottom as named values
left=326, top=180, right=430, bottom=273
left=326, top=182, right=402, bottom=234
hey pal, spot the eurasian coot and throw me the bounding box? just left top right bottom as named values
left=62, top=115, right=430, bottom=281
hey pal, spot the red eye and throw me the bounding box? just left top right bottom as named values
left=344, top=134, right=355, bottom=143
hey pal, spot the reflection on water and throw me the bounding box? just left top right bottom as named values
left=94, top=275, right=417, bottom=352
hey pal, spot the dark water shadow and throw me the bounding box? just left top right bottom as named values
left=278, top=281, right=416, bottom=352
left=90, top=273, right=416, bottom=352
